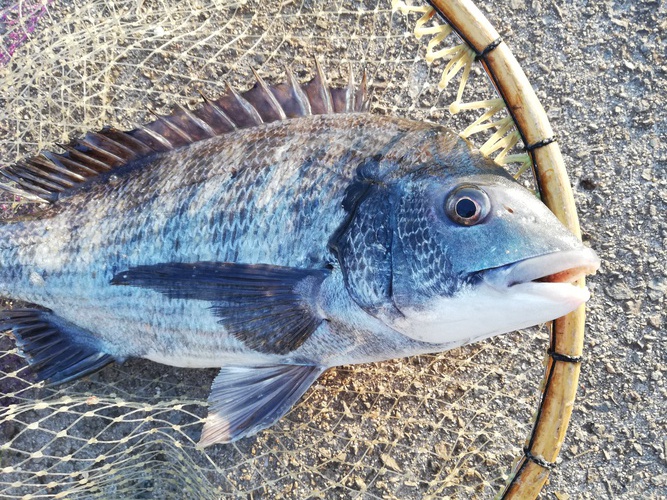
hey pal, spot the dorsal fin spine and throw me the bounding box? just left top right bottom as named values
left=104, top=127, right=155, bottom=156
left=7, top=166, right=65, bottom=192
left=47, top=153, right=100, bottom=177
left=284, top=66, right=312, bottom=116
left=358, top=70, right=369, bottom=112
left=88, top=131, right=136, bottom=159
left=79, top=137, right=125, bottom=166
left=134, top=125, right=174, bottom=150
left=345, top=64, right=355, bottom=112
left=0, top=170, right=54, bottom=201
left=58, top=144, right=114, bottom=171
left=0, top=64, right=369, bottom=203
left=251, top=68, right=288, bottom=121
left=315, top=60, right=334, bottom=114
left=59, top=143, right=111, bottom=172
left=150, top=112, right=195, bottom=143
left=174, top=104, right=216, bottom=138
left=19, top=161, right=75, bottom=188
left=36, top=153, right=87, bottom=181
left=197, top=92, right=238, bottom=132
left=280, top=67, right=313, bottom=117
left=225, top=83, right=264, bottom=126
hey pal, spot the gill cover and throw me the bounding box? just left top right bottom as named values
left=328, top=156, right=399, bottom=317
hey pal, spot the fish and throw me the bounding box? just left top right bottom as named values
left=0, top=64, right=600, bottom=447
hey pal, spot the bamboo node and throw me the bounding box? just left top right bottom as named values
left=477, top=37, right=503, bottom=60
left=547, top=349, right=582, bottom=364
left=523, top=447, right=557, bottom=470
left=525, top=136, right=557, bottom=151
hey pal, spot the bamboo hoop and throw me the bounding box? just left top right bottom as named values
left=417, top=0, right=588, bottom=497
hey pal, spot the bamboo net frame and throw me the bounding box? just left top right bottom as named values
left=399, top=0, right=588, bottom=497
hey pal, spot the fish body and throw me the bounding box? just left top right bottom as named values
left=0, top=67, right=599, bottom=446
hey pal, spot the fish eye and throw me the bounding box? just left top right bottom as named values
left=445, top=185, right=490, bottom=226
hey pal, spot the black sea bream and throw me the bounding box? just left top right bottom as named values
left=0, top=66, right=599, bottom=446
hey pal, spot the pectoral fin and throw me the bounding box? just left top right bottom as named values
left=198, top=363, right=325, bottom=447
left=112, top=262, right=330, bottom=355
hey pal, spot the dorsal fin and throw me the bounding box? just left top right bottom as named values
left=0, top=64, right=370, bottom=203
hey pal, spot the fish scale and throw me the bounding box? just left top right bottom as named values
left=397, top=184, right=456, bottom=297
left=0, top=66, right=599, bottom=446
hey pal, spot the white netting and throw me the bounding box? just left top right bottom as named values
left=1, top=0, right=547, bottom=498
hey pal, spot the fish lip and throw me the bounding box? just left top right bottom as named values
left=484, top=247, right=601, bottom=289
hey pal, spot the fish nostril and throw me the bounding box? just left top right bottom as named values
left=504, top=205, right=514, bottom=214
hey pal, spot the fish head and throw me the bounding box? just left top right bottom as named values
left=333, top=149, right=600, bottom=346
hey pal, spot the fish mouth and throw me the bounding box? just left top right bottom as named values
left=484, top=247, right=601, bottom=303
left=504, top=248, right=600, bottom=286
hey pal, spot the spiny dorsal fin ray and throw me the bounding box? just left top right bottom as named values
left=247, top=68, right=288, bottom=122
left=278, top=66, right=313, bottom=117
left=195, top=92, right=238, bottom=133
left=221, top=82, right=265, bottom=127
left=303, top=60, right=334, bottom=115
left=0, top=64, right=369, bottom=203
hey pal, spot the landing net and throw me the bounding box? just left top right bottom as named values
left=1, top=1, right=565, bottom=497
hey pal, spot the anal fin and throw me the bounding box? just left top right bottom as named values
left=199, top=364, right=325, bottom=447
left=1, top=309, right=115, bottom=385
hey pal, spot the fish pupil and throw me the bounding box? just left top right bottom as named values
left=456, top=198, right=477, bottom=219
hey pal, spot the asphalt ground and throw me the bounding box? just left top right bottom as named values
left=486, top=1, right=666, bottom=497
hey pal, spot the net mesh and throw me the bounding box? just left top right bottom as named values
left=1, top=0, right=550, bottom=497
